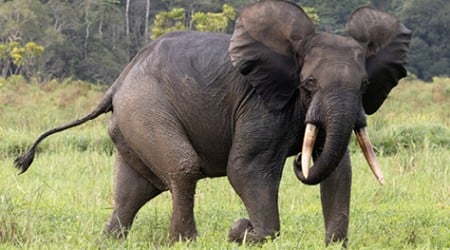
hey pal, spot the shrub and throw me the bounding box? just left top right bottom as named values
left=371, top=124, right=450, bottom=156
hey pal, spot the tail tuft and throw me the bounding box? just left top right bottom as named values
left=14, top=147, right=36, bottom=174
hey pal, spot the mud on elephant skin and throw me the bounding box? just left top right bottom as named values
left=15, top=0, right=411, bottom=246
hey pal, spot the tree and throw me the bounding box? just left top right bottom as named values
left=0, top=41, right=44, bottom=78
left=125, top=0, right=130, bottom=59
left=44, top=0, right=127, bottom=83
left=295, top=0, right=369, bottom=32
left=151, top=8, right=187, bottom=40
left=0, top=0, right=53, bottom=42
left=399, top=0, right=450, bottom=80
left=303, top=7, right=320, bottom=24
left=151, top=4, right=236, bottom=40
left=192, top=4, right=236, bottom=33
left=0, top=0, right=49, bottom=79
left=144, top=0, right=151, bottom=44
left=0, top=0, right=446, bottom=83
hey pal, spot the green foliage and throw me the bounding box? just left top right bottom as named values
left=193, top=4, right=236, bottom=33
left=0, top=0, right=448, bottom=82
left=151, top=8, right=187, bottom=40
left=367, top=124, right=450, bottom=156
left=303, top=7, right=320, bottom=24
left=398, top=0, right=450, bottom=81
left=0, top=0, right=52, bottom=42
left=0, top=41, right=44, bottom=78
left=348, top=77, right=450, bottom=155
left=151, top=4, right=236, bottom=40
left=0, top=78, right=113, bottom=158
left=295, top=0, right=369, bottom=33
left=295, top=0, right=450, bottom=79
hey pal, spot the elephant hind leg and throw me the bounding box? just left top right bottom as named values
left=110, top=109, right=203, bottom=241
left=169, top=174, right=198, bottom=241
left=122, top=123, right=203, bottom=241
left=104, top=152, right=163, bottom=238
left=161, top=136, right=203, bottom=241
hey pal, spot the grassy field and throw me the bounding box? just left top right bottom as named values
left=0, top=76, right=449, bottom=249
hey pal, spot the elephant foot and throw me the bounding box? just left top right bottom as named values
left=103, top=216, right=131, bottom=239
left=228, top=218, right=277, bottom=244
left=325, top=234, right=348, bottom=248
left=169, top=229, right=198, bottom=243
left=103, top=224, right=129, bottom=239
left=228, top=218, right=253, bottom=243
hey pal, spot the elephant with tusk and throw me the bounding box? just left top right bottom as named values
left=15, top=0, right=411, bottom=246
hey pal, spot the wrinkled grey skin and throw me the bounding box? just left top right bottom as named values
left=15, top=0, right=411, bottom=246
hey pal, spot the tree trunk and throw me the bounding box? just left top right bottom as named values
left=125, top=0, right=130, bottom=60
left=84, top=0, right=91, bottom=59
left=1, top=59, right=11, bottom=78
left=144, top=0, right=150, bottom=43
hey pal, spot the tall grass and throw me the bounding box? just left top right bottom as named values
left=0, top=77, right=449, bottom=249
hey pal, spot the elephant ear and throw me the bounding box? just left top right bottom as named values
left=346, top=6, right=412, bottom=115
left=229, top=0, right=315, bottom=110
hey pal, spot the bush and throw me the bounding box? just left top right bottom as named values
left=371, top=124, right=450, bottom=156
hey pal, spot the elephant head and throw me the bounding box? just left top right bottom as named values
left=229, top=0, right=411, bottom=185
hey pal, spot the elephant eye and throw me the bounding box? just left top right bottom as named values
left=301, top=76, right=316, bottom=92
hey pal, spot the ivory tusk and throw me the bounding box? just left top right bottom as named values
left=301, top=123, right=318, bottom=179
left=354, top=127, right=385, bottom=185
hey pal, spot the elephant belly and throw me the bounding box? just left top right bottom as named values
left=182, top=118, right=232, bottom=178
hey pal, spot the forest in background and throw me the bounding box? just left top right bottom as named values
left=0, top=0, right=449, bottom=84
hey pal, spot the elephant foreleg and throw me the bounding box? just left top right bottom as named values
left=319, top=150, right=352, bottom=246
left=227, top=156, right=282, bottom=244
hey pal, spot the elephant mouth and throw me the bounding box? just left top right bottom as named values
left=298, top=123, right=385, bottom=185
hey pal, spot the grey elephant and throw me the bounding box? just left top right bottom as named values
left=15, top=0, right=411, bottom=245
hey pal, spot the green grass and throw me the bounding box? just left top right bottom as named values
left=0, top=77, right=449, bottom=249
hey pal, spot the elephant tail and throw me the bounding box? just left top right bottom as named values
left=14, top=84, right=115, bottom=174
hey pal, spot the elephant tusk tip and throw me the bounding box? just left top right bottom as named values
left=301, top=156, right=311, bottom=179
left=354, top=127, right=386, bottom=186
left=294, top=153, right=309, bottom=180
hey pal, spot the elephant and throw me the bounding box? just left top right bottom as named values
left=15, top=0, right=411, bottom=245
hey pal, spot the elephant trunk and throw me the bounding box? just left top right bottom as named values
left=294, top=89, right=358, bottom=185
